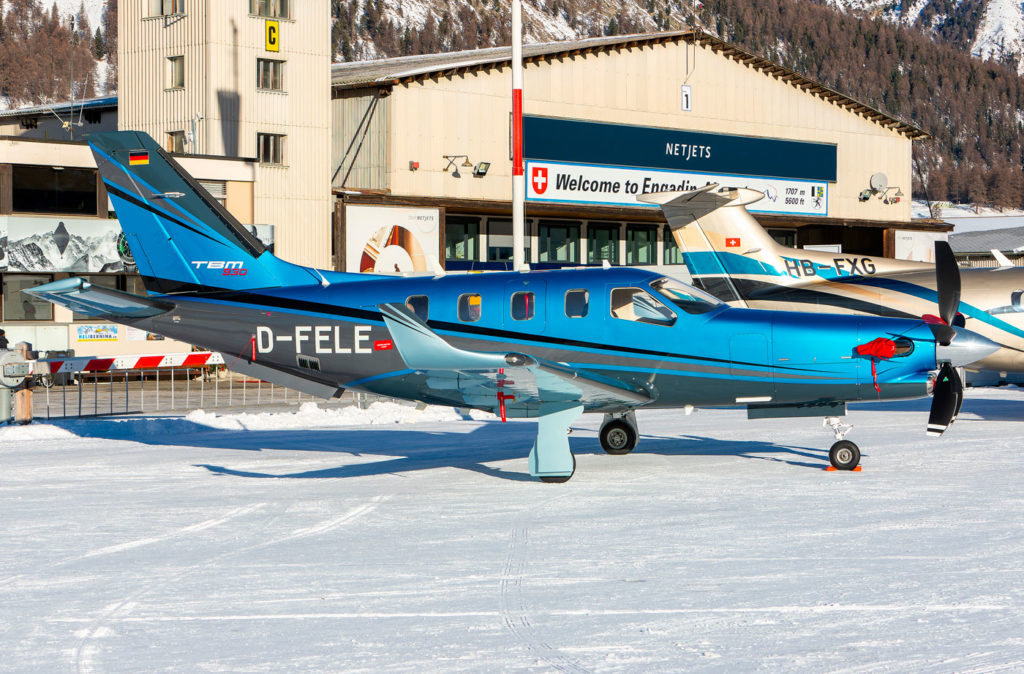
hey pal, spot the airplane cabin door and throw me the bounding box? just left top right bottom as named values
left=504, top=280, right=546, bottom=334
left=729, top=333, right=773, bottom=399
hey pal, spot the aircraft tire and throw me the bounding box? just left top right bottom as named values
left=600, top=420, right=637, bottom=455
left=539, top=454, right=575, bottom=483
left=829, top=440, right=861, bottom=470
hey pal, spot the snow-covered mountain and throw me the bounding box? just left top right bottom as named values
left=827, top=0, right=1024, bottom=73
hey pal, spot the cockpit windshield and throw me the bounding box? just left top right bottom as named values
left=650, top=277, right=725, bottom=315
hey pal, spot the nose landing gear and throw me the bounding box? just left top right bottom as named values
left=824, top=416, right=860, bottom=470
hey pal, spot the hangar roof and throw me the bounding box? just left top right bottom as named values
left=331, top=29, right=928, bottom=141
left=0, top=95, right=117, bottom=120
left=950, top=226, right=1024, bottom=254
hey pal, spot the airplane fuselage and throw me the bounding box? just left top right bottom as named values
left=126, top=267, right=938, bottom=415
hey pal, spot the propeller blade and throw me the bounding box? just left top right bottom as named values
left=951, top=366, right=964, bottom=422
left=926, top=322, right=956, bottom=346
left=927, top=362, right=961, bottom=436
left=935, top=240, right=961, bottom=329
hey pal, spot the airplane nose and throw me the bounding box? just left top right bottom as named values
left=935, top=327, right=1001, bottom=368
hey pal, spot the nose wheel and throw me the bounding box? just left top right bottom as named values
left=828, top=440, right=861, bottom=470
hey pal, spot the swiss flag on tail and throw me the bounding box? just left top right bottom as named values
left=725, top=237, right=741, bottom=248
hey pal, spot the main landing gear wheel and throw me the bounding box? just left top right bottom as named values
left=600, top=420, right=637, bottom=455
left=539, top=454, right=575, bottom=483
left=829, top=440, right=861, bottom=471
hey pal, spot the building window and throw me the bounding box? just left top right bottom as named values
left=148, top=0, right=184, bottom=16
left=406, top=295, right=429, bottom=320
left=166, top=131, right=186, bottom=154
left=511, top=292, right=535, bottom=321
left=11, top=165, right=97, bottom=216
left=663, top=227, right=684, bottom=265
left=565, top=289, right=589, bottom=318
left=72, top=275, right=119, bottom=321
left=767, top=228, right=796, bottom=248
left=626, top=225, right=657, bottom=265
left=167, top=56, right=184, bottom=89
left=458, top=293, right=481, bottom=322
left=3, top=275, right=54, bottom=321
left=250, top=0, right=290, bottom=18
left=445, top=217, right=479, bottom=262
left=538, top=220, right=579, bottom=264
left=587, top=223, right=619, bottom=265
left=486, top=219, right=529, bottom=263
left=19, top=117, right=38, bottom=129
left=257, top=133, right=285, bottom=165
left=257, top=59, right=285, bottom=91
left=198, top=180, right=226, bottom=206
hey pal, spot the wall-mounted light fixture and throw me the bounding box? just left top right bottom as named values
left=443, top=154, right=474, bottom=178
left=473, top=161, right=490, bottom=177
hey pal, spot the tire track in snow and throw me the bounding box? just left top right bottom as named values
left=74, top=495, right=391, bottom=674
left=499, top=500, right=590, bottom=674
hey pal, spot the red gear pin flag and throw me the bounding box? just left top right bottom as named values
left=725, top=237, right=741, bottom=248
left=855, top=337, right=897, bottom=395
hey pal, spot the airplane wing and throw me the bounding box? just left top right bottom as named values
left=636, top=183, right=765, bottom=223
left=378, top=303, right=651, bottom=414
left=25, top=277, right=173, bottom=318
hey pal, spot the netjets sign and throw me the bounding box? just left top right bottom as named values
left=524, top=116, right=834, bottom=217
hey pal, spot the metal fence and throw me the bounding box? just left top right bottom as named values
left=32, top=367, right=357, bottom=420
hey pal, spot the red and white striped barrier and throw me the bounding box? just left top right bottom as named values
left=34, top=352, right=225, bottom=374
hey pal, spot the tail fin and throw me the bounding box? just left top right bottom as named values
left=639, top=185, right=796, bottom=304
left=88, top=131, right=320, bottom=293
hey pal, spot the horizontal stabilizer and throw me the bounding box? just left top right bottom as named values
left=25, top=277, right=173, bottom=318
left=636, top=184, right=765, bottom=224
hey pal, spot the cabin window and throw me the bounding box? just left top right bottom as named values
left=565, top=289, right=589, bottom=318
left=458, top=293, right=481, bottom=322
left=609, top=287, right=676, bottom=326
left=511, top=292, right=535, bottom=320
left=406, top=295, right=428, bottom=320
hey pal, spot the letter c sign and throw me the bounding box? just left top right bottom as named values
left=266, top=20, right=279, bottom=52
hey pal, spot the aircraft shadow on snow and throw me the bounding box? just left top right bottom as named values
left=849, top=393, right=1024, bottom=422
left=56, top=416, right=833, bottom=481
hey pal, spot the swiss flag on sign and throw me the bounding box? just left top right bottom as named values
left=725, top=237, right=741, bottom=248
left=531, top=167, right=548, bottom=195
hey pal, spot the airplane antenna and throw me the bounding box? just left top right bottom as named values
left=308, top=267, right=331, bottom=288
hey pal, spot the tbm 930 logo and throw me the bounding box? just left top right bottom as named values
left=191, top=260, right=248, bottom=276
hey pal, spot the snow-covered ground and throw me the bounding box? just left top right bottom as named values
left=2, top=390, right=1023, bottom=671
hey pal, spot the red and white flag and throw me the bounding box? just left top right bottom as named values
left=725, top=237, right=741, bottom=248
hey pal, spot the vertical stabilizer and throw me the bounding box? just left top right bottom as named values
left=87, top=131, right=322, bottom=293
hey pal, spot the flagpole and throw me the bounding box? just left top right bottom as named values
left=511, top=0, right=526, bottom=272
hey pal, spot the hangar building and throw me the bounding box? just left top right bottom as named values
left=330, top=30, right=949, bottom=276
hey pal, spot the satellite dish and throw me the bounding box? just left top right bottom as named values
left=869, top=172, right=889, bottom=193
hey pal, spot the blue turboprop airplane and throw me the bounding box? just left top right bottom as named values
left=27, top=132, right=999, bottom=481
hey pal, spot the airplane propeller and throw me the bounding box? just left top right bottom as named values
left=926, top=241, right=983, bottom=436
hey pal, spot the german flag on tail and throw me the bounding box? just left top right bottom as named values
left=128, top=150, right=149, bottom=166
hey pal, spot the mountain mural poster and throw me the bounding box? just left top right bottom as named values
left=0, top=216, right=128, bottom=273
